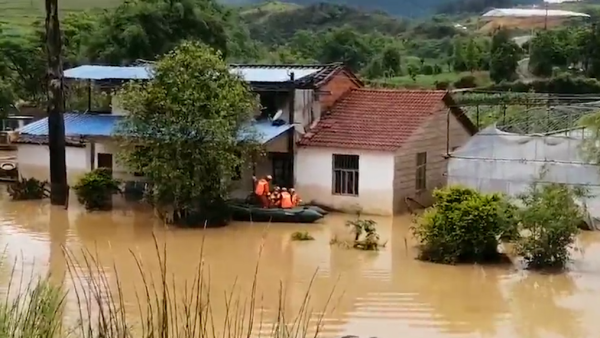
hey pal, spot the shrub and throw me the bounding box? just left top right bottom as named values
left=330, top=215, right=386, bottom=250
left=435, top=80, right=449, bottom=90
left=7, top=177, right=49, bottom=200
left=73, top=168, right=120, bottom=211
left=290, top=231, right=314, bottom=241
left=413, top=186, right=517, bottom=264
left=453, top=74, right=478, bottom=88
left=514, top=182, right=584, bottom=270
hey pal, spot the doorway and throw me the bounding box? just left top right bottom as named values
left=97, top=153, right=113, bottom=174
left=270, top=152, right=293, bottom=188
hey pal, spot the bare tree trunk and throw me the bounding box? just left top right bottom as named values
left=46, top=0, right=68, bottom=206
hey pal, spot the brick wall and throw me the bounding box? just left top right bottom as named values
left=392, top=106, right=473, bottom=213
left=319, top=70, right=361, bottom=112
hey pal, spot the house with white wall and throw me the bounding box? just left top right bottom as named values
left=296, top=89, right=478, bottom=216
left=14, top=63, right=363, bottom=191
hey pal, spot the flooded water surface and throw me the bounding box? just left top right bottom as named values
left=1, top=193, right=600, bottom=338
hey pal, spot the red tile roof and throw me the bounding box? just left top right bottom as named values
left=298, top=89, right=474, bottom=151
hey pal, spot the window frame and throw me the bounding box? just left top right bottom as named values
left=331, top=154, right=360, bottom=196
left=415, top=152, right=427, bottom=192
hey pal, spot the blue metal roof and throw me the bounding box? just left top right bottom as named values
left=64, top=65, right=153, bottom=80
left=239, top=120, right=293, bottom=143
left=64, top=65, right=321, bottom=82
left=19, top=113, right=292, bottom=144
left=18, top=113, right=122, bottom=137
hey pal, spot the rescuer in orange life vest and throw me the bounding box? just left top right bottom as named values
left=270, top=186, right=282, bottom=207
left=290, top=188, right=302, bottom=206
left=280, top=188, right=294, bottom=209
left=253, top=175, right=272, bottom=208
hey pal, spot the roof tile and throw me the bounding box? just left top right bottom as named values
left=298, top=89, right=450, bottom=151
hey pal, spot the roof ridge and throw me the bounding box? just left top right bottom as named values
left=355, top=88, right=449, bottom=93
left=229, top=63, right=340, bottom=69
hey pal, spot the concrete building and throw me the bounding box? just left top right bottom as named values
left=296, top=89, right=477, bottom=215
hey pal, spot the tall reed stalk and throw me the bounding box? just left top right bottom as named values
left=40, top=231, right=333, bottom=338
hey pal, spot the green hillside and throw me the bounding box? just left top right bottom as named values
left=0, top=0, right=121, bottom=30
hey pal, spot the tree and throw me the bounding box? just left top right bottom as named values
left=451, top=38, right=467, bottom=72
left=380, top=46, right=402, bottom=76
left=515, top=181, right=583, bottom=270
left=316, top=26, right=371, bottom=72
left=0, top=28, right=46, bottom=103
left=84, top=0, right=231, bottom=64
left=464, top=38, right=480, bottom=72
left=529, top=30, right=570, bottom=77
left=116, top=41, right=258, bottom=227
left=490, top=28, right=522, bottom=83
left=45, top=0, right=68, bottom=207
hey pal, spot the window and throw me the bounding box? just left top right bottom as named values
left=332, top=154, right=359, bottom=196
left=416, top=152, right=427, bottom=192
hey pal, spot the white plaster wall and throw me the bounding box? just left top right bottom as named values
left=17, top=144, right=90, bottom=185
left=93, top=141, right=138, bottom=181
left=295, top=147, right=395, bottom=216
left=17, top=140, right=140, bottom=185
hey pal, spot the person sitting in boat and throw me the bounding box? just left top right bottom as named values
left=280, top=188, right=294, bottom=209
left=269, top=186, right=282, bottom=208
left=254, top=175, right=272, bottom=208
left=289, top=188, right=302, bottom=206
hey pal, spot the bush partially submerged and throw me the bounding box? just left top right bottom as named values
left=412, top=186, right=517, bottom=265
left=331, top=215, right=387, bottom=251
left=7, top=177, right=49, bottom=200
left=291, top=231, right=314, bottom=241
left=514, top=183, right=584, bottom=270
left=413, top=182, right=586, bottom=271
left=73, top=168, right=120, bottom=211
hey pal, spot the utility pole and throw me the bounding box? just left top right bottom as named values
left=45, top=0, right=68, bottom=207
left=544, top=1, right=549, bottom=30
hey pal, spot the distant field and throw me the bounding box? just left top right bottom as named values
left=0, top=0, right=122, bottom=31
left=369, top=71, right=492, bottom=89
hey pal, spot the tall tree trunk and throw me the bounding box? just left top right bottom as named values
left=45, top=0, right=68, bottom=206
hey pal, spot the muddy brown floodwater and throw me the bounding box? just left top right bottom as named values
left=1, top=192, right=600, bottom=338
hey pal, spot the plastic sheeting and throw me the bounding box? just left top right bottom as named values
left=448, top=125, right=600, bottom=229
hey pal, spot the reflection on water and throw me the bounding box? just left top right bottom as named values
left=0, top=192, right=600, bottom=337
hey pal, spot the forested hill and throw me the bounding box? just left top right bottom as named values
left=229, top=0, right=543, bottom=17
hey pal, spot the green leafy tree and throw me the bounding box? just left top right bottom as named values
left=515, top=181, right=584, bottom=270
left=529, top=30, right=571, bottom=77
left=381, top=46, right=402, bottom=76
left=407, top=64, right=418, bottom=82
left=490, top=28, right=522, bottom=83
left=116, top=41, right=258, bottom=227
left=451, top=38, right=467, bottom=72
left=0, top=28, right=46, bottom=103
left=84, top=0, right=231, bottom=64
left=464, top=38, right=480, bottom=72
left=317, top=26, right=372, bottom=72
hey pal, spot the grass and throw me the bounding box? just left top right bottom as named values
left=0, top=232, right=334, bottom=338
left=368, top=71, right=491, bottom=89
left=0, top=0, right=121, bottom=31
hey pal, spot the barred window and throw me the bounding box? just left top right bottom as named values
left=416, top=152, right=427, bottom=191
left=332, top=154, right=359, bottom=196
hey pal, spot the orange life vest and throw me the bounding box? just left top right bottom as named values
left=280, top=192, right=293, bottom=209
left=255, top=179, right=269, bottom=196
left=291, top=194, right=299, bottom=206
